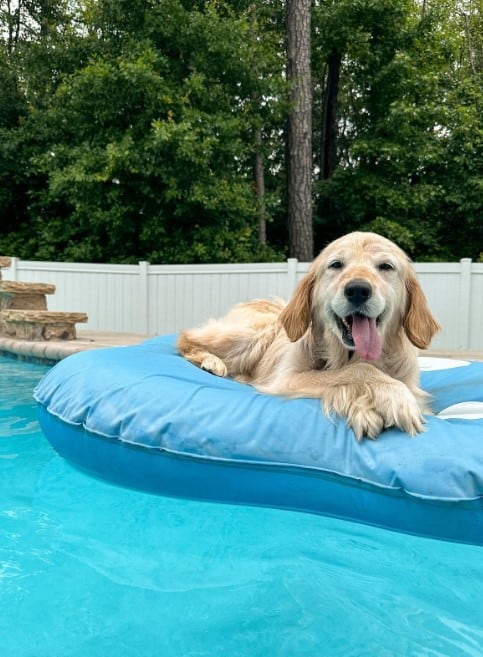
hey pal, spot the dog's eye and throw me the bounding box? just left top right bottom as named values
left=378, top=262, right=395, bottom=271
left=328, top=260, right=344, bottom=270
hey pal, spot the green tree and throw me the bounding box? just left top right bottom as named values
left=1, top=0, right=286, bottom=263
left=313, top=0, right=482, bottom=260
left=0, top=1, right=481, bottom=263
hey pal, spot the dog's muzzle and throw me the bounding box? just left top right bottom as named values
left=336, top=279, right=383, bottom=361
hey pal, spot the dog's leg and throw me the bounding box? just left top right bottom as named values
left=177, top=322, right=279, bottom=378
left=261, top=362, right=425, bottom=439
left=177, top=333, right=228, bottom=376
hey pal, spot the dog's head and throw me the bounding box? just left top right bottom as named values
left=279, top=232, right=440, bottom=360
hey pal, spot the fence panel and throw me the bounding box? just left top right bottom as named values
left=469, top=265, right=483, bottom=350
left=147, top=263, right=296, bottom=334
left=413, top=263, right=462, bottom=350
left=2, top=257, right=482, bottom=350
left=4, top=260, right=145, bottom=333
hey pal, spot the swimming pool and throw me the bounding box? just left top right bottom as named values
left=1, top=356, right=482, bottom=657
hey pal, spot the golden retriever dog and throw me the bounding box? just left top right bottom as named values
left=177, top=232, right=440, bottom=439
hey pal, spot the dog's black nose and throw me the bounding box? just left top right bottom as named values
left=344, top=279, right=372, bottom=306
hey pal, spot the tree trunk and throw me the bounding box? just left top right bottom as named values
left=286, top=0, right=313, bottom=261
left=321, top=50, right=341, bottom=180
left=5, top=0, right=22, bottom=54
left=463, top=12, right=477, bottom=75
left=254, top=129, right=267, bottom=244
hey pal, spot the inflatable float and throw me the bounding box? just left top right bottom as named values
left=34, top=335, right=483, bottom=545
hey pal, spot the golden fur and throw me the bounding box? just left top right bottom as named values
left=177, top=232, right=440, bottom=439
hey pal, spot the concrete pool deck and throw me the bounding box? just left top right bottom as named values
left=0, top=330, right=482, bottom=363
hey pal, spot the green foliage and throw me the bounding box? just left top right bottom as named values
left=0, top=0, right=284, bottom=262
left=0, top=0, right=481, bottom=263
left=313, top=0, right=483, bottom=260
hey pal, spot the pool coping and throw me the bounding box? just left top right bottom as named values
left=0, top=330, right=149, bottom=363
left=0, top=331, right=482, bottom=364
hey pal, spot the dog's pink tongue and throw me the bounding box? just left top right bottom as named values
left=351, top=315, right=381, bottom=361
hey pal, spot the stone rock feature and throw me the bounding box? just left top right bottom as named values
left=0, top=256, right=12, bottom=273
left=0, top=257, right=88, bottom=341
left=2, top=310, right=88, bottom=340
left=0, top=281, right=56, bottom=310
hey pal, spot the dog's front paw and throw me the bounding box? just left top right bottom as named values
left=200, top=354, right=228, bottom=377
left=322, top=378, right=425, bottom=440
left=373, top=382, right=426, bottom=437
left=322, top=388, right=385, bottom=440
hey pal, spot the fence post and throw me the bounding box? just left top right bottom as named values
left=286, top=258, right=298, bottom=298
left=457, top=258, right=472, bottom=349
left=11, top=256, right=18, bottom=281
left=139, top=261, right=150, bottom=334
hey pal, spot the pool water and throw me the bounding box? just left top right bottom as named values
left=1, top=357, right=482, bottom=657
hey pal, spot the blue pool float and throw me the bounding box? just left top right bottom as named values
left=34, top=335, right=483, bottom=545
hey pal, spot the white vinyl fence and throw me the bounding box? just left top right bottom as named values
left=3, top=257, right=483, bottom=351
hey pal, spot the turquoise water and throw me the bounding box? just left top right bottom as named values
left=1, top=357, right=482, bottom=657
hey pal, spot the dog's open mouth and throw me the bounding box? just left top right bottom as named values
left=337, top=313, right=382, bottom=361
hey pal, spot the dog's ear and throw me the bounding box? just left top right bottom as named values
left=279, top=271, right=315, bottom=341
left=403, top=270, right=440, bottom=349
